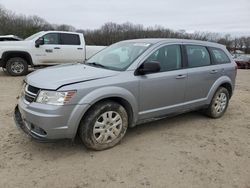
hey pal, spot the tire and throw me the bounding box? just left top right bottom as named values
left=6, top=57, right=28, bottom=76
left=2, top=67, right=7, bottom=73
left=79, top=101, right=128, bottom=150
left=205, top=87, right=229, bottom=118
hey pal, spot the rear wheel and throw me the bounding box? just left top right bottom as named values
left=79, top=101, right=128, bottom=150
left=6, top=57, right=28, bottom=76
left=205, top=87, right=229, bottom=118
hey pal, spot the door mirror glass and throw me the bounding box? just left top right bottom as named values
left=35, top=37, right=44, bottom=47
left=136, top=61, right=161, bottom=75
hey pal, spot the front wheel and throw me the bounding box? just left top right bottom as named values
left=205, top=87, right=229, bottom=118
left=79, top=101, right=128, bottom=150
left=6, top=57, right=28, bottom=76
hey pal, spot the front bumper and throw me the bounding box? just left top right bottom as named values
left=14, top=106, right=54, bottom=142
left=14, top=97, right=90, bottom=141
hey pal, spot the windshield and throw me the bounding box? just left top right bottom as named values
left=25, top=32, right=43, bottom=41
left=85, top=41, right=152, bottom=71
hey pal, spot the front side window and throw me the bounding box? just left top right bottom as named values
left=43, top=33, right=59, bottom=45
left=60, top=33, right=80, bottom=45
left=186, top=45, right=211, bottom=68
left=86, top=42, right=152, bottom=71
left=146, top=44, right=182, bottom=72
left=210, top=48, right=230, bottom=64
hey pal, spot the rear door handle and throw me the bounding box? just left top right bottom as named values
left=210, top=70, right=218, bottom=74
left=176, top=75, right=187, bottom=79
left=54, top=47, right=61, bottom=49
left=77, top=48, right=83, bottom=50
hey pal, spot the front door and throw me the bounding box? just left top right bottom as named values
left=138, top=44, right=187, bottom=120
left=34, top=33, right=63, bottom=65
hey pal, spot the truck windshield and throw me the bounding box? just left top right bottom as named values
left=85, top=41, right=152, bottom=71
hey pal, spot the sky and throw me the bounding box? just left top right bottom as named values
left=0, top=0, right=250, bottom=35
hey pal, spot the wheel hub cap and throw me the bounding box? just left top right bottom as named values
left=93, top=111, right=123, bottom=144
left=214, top=93, right=227, bottom=114
left=11, top=62, right=24, bottom=74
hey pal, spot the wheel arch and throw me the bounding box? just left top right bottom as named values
left=220, top=82, right=232, bottom=98
left=207, top=76, right=233, bottom=104
left=2, top=51, right=33, bottom=67
left=71, top=87, right=139, bottom=139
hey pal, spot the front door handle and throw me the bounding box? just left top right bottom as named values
left=77, top=48, right=83, bottom=50
left=54, top=47, right=60, bottom=49
left=210, top=70, right=218, bottom=74
left=45, top=49, right=53, bottom=53
left=176, top=75, right=187, bottom=79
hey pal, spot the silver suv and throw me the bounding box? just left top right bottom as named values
left=14, top=39, right=237, bottom=150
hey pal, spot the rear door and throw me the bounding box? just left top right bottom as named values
left=138, top=44, right=187, bottom=119
left=58, top=33, right=84, bottom=63
left=185, top=45, right=223, bottom=103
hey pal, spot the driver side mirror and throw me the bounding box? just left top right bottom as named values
left=35, top=37, right=44, bottom=48
left=135, top=61, right=161, bottom=75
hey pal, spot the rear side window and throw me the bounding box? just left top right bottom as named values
left=210, top=48, right=230, bottom=64
left=60, top=33, right=80, bottom=45
left=186, top=45, right=211, bottom=68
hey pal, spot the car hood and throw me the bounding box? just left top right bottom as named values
left=0, top=40, right=31, bottom=47
left=26, top=63, right=119, bottom=90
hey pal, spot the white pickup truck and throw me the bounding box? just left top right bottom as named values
left=0, top=31, right=105, bottom=76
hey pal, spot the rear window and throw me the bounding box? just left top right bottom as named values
left=210, top=48, right=230, bottom=64
left=60, top=33, right=80, bottom=45
left=186, top=45, right=211, bottom=68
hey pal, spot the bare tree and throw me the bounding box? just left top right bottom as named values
left=0, top=3, right=249, bottom=53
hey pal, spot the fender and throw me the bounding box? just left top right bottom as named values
left=206, top=76, right=233, bottom=104
left=70, top=86, right=139, bottom=138
left=1, top=51, right=33, bottom=66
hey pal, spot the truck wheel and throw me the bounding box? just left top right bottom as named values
left=79, top=101, right=128, bottom=150
left=205, top=87, right=229, bottom=118
left=6, top=57, right=28, bottom=76
left=2, top=67, right=7, bottom=73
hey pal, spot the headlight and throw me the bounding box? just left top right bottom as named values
left=36, top=90, right=76, bottom=105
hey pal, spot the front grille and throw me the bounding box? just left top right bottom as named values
left=24, top=84, right=40, bottom=103
left=27, top=85, right=40, bottom=94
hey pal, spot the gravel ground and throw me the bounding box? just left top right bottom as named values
left=0, top=69, right=249, bottom=188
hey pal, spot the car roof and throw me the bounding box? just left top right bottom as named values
left=121, top=38, right=225, bottom=48
left=42, top=31, right=82, bottom=35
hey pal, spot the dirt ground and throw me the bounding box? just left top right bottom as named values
left=0, top=69, right=249, bottom=188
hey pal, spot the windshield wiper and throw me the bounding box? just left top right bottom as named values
left=85, top=62, right=106, bottom=68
